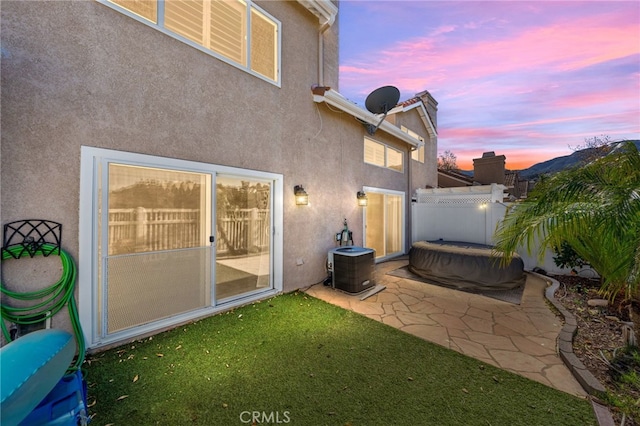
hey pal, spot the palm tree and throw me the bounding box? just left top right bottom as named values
left=493, top=141, right=640, bottom=302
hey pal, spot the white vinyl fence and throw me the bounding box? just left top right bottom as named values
left=108, top=208, right=269, bottom=257
left=411, top=201, right=508, bottom=246
left=411, top=185, right=573, bottom=274
left=216, top=208, right=270, bottom=255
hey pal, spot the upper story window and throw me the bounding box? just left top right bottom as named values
left=364, top=137, right=404, bottom=173
left=103, top=0, right=280, bottom=85
left=401, top=126, right=425, bottom=163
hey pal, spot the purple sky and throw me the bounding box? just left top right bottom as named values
left=338, top=1, right=640, bottom=170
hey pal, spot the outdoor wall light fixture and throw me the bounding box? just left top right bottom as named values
left=357, top=191, right=368, bottom=207
left=294, top=185, right=309, bottom=205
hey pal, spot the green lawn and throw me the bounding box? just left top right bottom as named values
left=86, top=292, right=596, bottom=425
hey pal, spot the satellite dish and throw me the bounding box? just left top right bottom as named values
left=363, top=86, right=400, bottom=135
left=365, top=86, right=400, bottom=114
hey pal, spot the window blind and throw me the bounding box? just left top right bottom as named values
left=250, top=8, right=277, bottom=81
left=210, top=1, right=245, bottom=65
left=110, top=0, right=157, bottom=23
left=364, top=138, right=386, bottom=167
left=105, top=0, right=279, bottom=84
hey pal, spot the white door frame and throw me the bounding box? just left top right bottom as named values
left=79, top=146, right=283, bottom=349
left=362, top=186, right=406, bottom=262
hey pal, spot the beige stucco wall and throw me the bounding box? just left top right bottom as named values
left=394, top=108, right=438, bottom=193
left=1, top=0, right=435, bottom=341
left=1, top=0, right=330, bottom=287
left=388, top=107, right=438, bottom=253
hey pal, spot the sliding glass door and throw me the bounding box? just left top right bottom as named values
left=215, top=175, right=271, bottom=301
left=364, top=188, right=405, bottom=260
left=80, top=147, right=283, bottom=348
left=102, top=164, right=213, bottom=335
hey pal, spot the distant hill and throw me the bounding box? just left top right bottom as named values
left=518, top=140, right=640, bottom=180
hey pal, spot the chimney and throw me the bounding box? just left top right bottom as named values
left=473, top=152, right=506, bottom=184
left=416, top=90, right=438, bottom=131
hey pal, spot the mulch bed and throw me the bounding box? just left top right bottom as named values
left=553, top=274, right=638, bottom=425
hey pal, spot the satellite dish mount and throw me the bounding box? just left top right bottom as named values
left=363, top=86, right=400, bottom=135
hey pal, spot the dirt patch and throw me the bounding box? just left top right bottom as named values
left=553, top=274, right=638, bottom=425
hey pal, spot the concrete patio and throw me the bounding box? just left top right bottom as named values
left=304, top=257, right=586, bottom=397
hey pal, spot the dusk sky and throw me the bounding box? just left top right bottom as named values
left=338, top=1, right=640, bottom=170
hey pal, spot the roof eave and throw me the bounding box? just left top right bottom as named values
left=312, top=88, right=424, bottom=148
left=297, top=0, right=338, bottom=26
left=389, top=100, right=438, bottom=140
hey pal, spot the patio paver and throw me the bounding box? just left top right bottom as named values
left=304, top=258, right=587, bottom=397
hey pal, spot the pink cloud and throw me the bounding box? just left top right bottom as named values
left=339, top=2, right=639, bottom=170
left=501, top=112, right=627, bottom=129
left=451, top=149, right=562, bottom=172
left=548, top=86, right=640, bottom=111
left=430, top=25, right=457, bottom=37
left=440, top=127, right=516, bottom=140
left=452, top=147, right=572, bottom=171
left=341, top=7, right=639, bottom=98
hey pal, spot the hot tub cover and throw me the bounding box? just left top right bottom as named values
left=408, top=240, right=525, bottom=291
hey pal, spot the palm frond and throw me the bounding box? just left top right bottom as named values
left=494, top=142, right=640, bottom=301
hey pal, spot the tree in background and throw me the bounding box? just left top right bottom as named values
left=438, top=150, right=458, bottom=171
left=493, top=142, right=640, bottom=304
left=569, top=134, right=613, bottom=165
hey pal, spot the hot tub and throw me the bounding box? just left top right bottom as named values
left=408, top=240, right=525, bottom=291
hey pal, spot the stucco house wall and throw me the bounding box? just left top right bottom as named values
left=394, top=108, right=438, bottom=194
left=1, top=0, right=436, bottom=347
left=2, top=0, right=335, bottom=286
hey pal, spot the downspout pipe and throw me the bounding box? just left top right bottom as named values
left=297, top=0, right=337, bottom=84
left=317, top=3, right=336, bottom=87
left=318, top=22, right=330, bottom=86
left=407, top=145, right=413, bottom=253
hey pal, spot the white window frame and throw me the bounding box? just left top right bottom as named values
left=401, top=126, right=425, bottom=163
left=411, top=146, right=425, bottom=163
left=364, top=137, right=404, bottom=173
left=79, top=146, right=284, bottom=349
left=98, top=0, right=281, bottom=86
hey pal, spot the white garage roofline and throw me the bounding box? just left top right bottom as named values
left=312, top=87, right=425, bottom=149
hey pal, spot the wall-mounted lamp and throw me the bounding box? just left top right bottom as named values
left=357, top=191, right=368, bottom=207
left=294, top=185, right=309, bottom=206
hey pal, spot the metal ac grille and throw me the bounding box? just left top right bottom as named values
left=106, top=247, right=211, bottom=334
